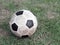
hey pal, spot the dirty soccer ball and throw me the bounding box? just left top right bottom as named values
left=9, top=10, right=38, bottom=38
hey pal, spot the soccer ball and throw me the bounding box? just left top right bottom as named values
left=9, top=10, right=38, bottom=37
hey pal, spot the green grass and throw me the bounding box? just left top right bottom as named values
left=0, top=0, right=60, bottom=45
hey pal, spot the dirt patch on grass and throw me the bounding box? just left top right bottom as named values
left=46, top=11, right=59, bottom=19
left=0, top=9, right=10, bottom=22
left=0, top=28, right=9, bottom=37
left=47, top=11, right=55, bottom=19
left=0, top=3, right=10, bottom=23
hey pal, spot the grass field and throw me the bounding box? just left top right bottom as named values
left=0, top=0, right=60, bottom=45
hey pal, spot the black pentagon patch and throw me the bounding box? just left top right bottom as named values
left=16, top=11, right=23, bottom=16
left=26, top=20, right=34, bottom=28
left=11, top=23, right=18, bottom=31
left=22, top=35, right=29, bottom=38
